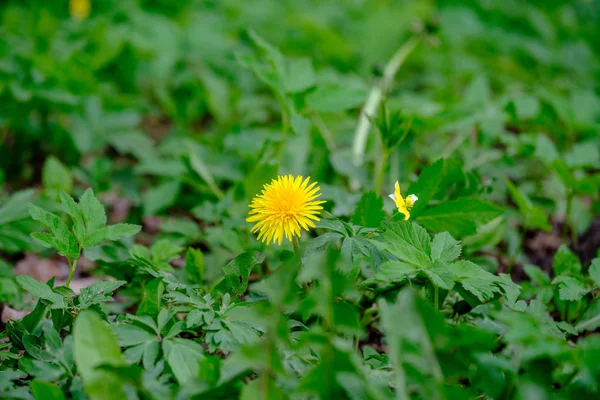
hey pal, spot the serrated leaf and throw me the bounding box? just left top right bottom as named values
left=28, top=203, right=79, bottom=259
left=351, top=191, right=385, bottom=228
left=60, top=191, right=85, bottom=243
left=16, top=275, right=65, bottom=309
left=430, top=232, right=461, bottom=263
left=424, top=261, right=454, bottom=290
left=451, top=260, right=502, bottom=302
left=82, top=223, right=141, bottom=248
left=374, top=261, right=419, bottom=282
left=417, top=198, right=502, bottom=237
left=78, top=280, right=127, bottom=309
left=552, top=276, right=588, bottom=301
left=31, top=232, right=56, bottom=249
left=79, top=188, right=107, bottom=235
left=552, top=245, right=581, bottom=276
left=379, top=221, right=431, bottom=268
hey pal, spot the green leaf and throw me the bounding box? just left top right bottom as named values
left=163, top=339, right=205, bottom=385
left=73, top=310, right=126, bottom=400
left=16, top=276, right=65, bottom=309
left=534, top=134, right=559, bottom=165
left=505, top=179, right=551, bottom=231
left=430, top=232, right=461, bottom=263
left=30, top=232, right=56, bottom=249
left=576, top=298, right=600, bottom=333
left=82, top=223, right=141, bottom=249
left=523, top=264, right=551, bottom=286
left=407, top=158, right=444, bottom=218
left=552, top=245, right=581, bottom=276
left=451, top=260, right=502, bottom=302
left=374, top=261, right=419, bottom=282
left=42, top=156, right=72, bottom=201
left=142, top=180, right=182, bottom=217
left=28, top=203, right=79, bottom=259
left=306, top=77, right=367, bottom=113
left=137, top=279, right=164, bottom=318
left=424, top=261, right=454, bottom=290
left=114, top=324, right=156, bottom=347
left=0, top=189, right=34, bottom=225
left=188, top=147, right=224, bottom=200
left=565, top=141, right=599, bottom=168
left=78, top=281, right=126, bottom=310
left=379, top=289, right=445, bottom=399
left=552, top=276, right=588, bottom=301
left=284, top=57, right=315, bottom=93
left=589, top=258, right=600, bottom=288
left=219, top=251, right=264, bottom=297
left=79, top=189, right=107, bottom=235
left=351, top=191, right=385, bottom=228
left=60, top=191, right=85, bottom=244
left=379, top=221, right=431, bottom=268
left=417, top=198, right=503, bottom=237
left=30, top=379, right=67, bottom=400
left=185, top=248, right=205, bottom=284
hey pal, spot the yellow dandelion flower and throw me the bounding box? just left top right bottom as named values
left=247, top=175, right=325, bottom=245
left=388, top=181, right=418, bottom=220
left=70, top=0, right=91, bottom=21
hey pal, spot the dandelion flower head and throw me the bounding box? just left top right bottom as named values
left=70, top=0, right=91, bottom=20
left=247, top=175, right=325, bottom=245
left=388, top=181, right=418, bottom=220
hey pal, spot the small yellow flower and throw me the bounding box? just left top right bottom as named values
left=388, top=181, right=418, bottom=220
left=70, top=0, right=91, bottom=21
left=247, top=175, right=325, bottom=245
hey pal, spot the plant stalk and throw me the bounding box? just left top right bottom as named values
left=66, top=258, right=78, bottom=287
left=292, top=235, right=300, bottom=254
left=351, top=36, right=420, bottom=189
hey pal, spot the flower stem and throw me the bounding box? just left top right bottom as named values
left=292, top=236, right=300, bottom=254
left=65, top=258, right=78, bottom=287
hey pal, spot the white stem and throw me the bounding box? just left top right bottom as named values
left=351, top=37, right=420, bottom=190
